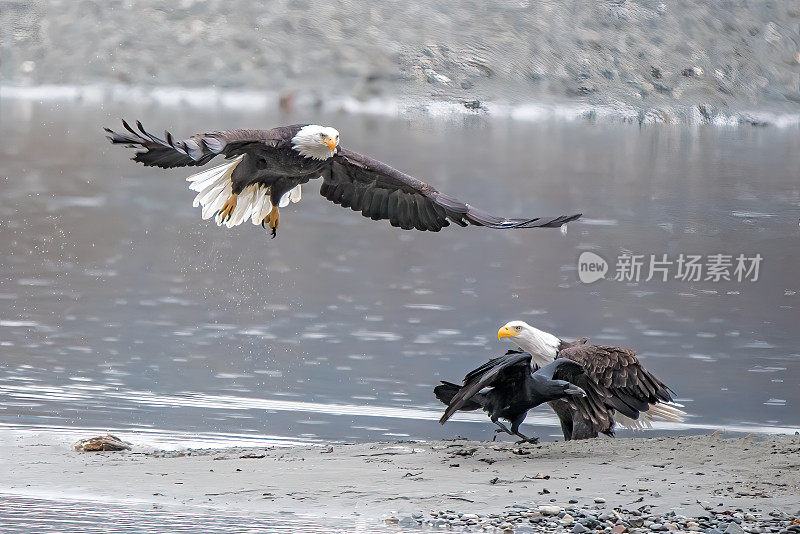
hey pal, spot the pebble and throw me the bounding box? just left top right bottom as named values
left=540, top=506, right=563, bottom=516
left=398, top=516, right=418, bottom=527
left=595, top=498, right=607, bottom=504
left=574, top=524, right=589, bottom=534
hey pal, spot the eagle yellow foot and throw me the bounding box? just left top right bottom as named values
left=216, top=193, right=238, bottom=223
left=261, top=206, right=280, bottom=238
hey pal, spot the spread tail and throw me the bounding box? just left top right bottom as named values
left=434, top=381, right=483, bottom=424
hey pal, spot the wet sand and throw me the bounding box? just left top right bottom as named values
left=3, top=432, right=799, bottom=522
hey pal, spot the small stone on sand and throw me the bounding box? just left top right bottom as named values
left=74, top=435, right=131, bottom=452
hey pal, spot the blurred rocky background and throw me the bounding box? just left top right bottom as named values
left=2, top=0, right=800, bottom=114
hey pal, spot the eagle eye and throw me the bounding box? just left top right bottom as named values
left=515, top=326, right=522, bottom=331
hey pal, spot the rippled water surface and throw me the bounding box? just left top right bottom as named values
left=0, top=494, right=383, bottom=533
left=1, top=99, right=799, bottom=450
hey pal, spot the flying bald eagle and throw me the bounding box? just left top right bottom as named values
left=105, top=121, right=581, bottom=237
left=435, top=355, right=588, bottom=443
left=497, top=321, right=686, bottom=440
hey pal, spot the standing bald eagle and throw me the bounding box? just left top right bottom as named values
left=105, top=121, right=581, bottom=237
left=498, top=321, right=686, bottom=440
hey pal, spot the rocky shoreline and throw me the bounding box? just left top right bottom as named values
left=3, top=1, right=800, bottom=125
left=388, top=503, right=800, bottom=533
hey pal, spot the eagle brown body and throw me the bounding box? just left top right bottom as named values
left=549, top=340, right=678, bottom=439
left=498, top=321, right=686, bottom=440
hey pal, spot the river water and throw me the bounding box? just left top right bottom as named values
left=1, top=97, right=798, bottom=454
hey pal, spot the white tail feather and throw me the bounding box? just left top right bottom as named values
left=646, top=402, right=687, bottom=422
left=616, top=402, right=688, bottom=431
left=250, top=190, right=271, bottom=225
left=278, top=184, right=302, bottom=208
left=194, top=181, right=224, bottom=208
left=185, top=156, right=303, bottom=227
left=288, top=184, right=302, bottom=203
left=224, top=184, right=256, bottom=227
left=615, top=413, right=653, bottom=431
left=187, top=155, right=242, bottom=224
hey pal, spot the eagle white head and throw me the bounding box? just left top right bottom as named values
left=497, top=320, right=561, bottom=368
left=291, top=125, right=340, bottom=160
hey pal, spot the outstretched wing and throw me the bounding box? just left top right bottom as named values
left=439, top=351, right=532, bottom=424
left=558, top=344, right=678, bottom=425
left=104, top=120, right=302, bottom=168
left=322, top=149, right=581, bottom=232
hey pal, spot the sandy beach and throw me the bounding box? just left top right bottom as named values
left=3, top=431, right=799, bottom=530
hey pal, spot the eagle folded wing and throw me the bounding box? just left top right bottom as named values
left=322, top=149, right=581, bottom=232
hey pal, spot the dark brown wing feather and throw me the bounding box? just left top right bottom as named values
left=104, top=120, right=303, bottom=169
left=439, top=351, right=532, bottom=424
left=557, top=344, right=675, bottom=428
left=322, top=149, right=581, bottom=232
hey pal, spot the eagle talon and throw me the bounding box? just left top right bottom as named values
left=217, top=193, right=238, bottom=223
left=261, top=206, right=280, bottom=239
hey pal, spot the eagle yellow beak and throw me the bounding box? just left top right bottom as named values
left=498, top=326, right=519, bottom=340
left=325, top=138, right=337, bottom=153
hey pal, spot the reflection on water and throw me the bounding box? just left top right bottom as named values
left=0, top=494, right=386, bottom=533
left=0, top=99, right=798, bottom=448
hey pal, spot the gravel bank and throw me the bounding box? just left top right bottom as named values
left=3, top=1, right=800, bottom=123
